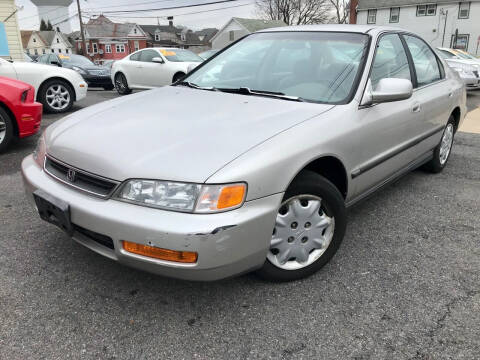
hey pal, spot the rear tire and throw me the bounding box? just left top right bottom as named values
left=424, top=116, right=455, bottom=173
left=0, top=107, right=14, bottom=153
left=115, top=73, right=132, bottom=95
left=256, top=171, right=347, bottom=282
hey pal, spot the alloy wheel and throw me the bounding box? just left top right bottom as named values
left=267, top=195, right=335, bottom=271
left=0, top=118, right=5, bottom=144
left=46, top=84, right=70, bottom=111
left=439, top=123, right=454, bottom=165
left=116, top=74, right=127, bottom=92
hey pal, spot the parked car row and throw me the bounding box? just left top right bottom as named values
left=21, top=25, right=467, bottom=282
left=436, top=47, right=480, bottom=89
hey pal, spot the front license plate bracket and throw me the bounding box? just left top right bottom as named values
left=33, top=189, right=73, bottom=236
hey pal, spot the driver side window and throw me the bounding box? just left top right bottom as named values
left=370, top=33, right=411, bottom=88
left=403, top=35, right=441, bottom=87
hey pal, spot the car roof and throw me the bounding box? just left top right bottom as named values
left=256, top=24, right=407, bottom=34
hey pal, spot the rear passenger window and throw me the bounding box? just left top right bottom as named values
left=403, top=35, right=441, bottom=87
left=370, top=34, right=411, bottom=87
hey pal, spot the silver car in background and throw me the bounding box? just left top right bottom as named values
left=437, top=47, right=480, bottom=89
left=22, top=25, right=466, bottom=282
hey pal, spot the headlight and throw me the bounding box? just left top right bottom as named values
left=115, top=180, right=246, bottom=213
left=33, top=133, right=46, bottom=168
left=72, top=66, right=87, bottom=75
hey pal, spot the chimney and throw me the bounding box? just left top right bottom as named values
left=167, top=16, right=173, bottom=27
left=349, top=0, right=358, bottom=24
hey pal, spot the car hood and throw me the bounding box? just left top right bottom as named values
left=13, top=61, right=76, bottom=75
left=45, top=86, right=334, bottom=183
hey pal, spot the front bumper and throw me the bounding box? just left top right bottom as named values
left=458, top=72, right=480, bottom=88
left=17, top=101, right=42, bottom=138
left=74, top=82, right=88, bottom=101
left=82, top=74, right=113, bottom=88
left=21, top=155, right=282, bottom=281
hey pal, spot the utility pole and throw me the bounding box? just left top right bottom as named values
left=441, top=9, right=448, bottom=47
left=76, top=0, right=88, bottom=58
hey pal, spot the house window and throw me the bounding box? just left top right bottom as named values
left=86, top=43, right=90, bottom=53
left=58, top=48, right=62, bottom=53
left=229, top=30, right=234, bottom=41
left=134, top=41, right=139, bottom=51
left=92, top=43, right=98, bottom=53
left=155, top=34, right=160, bottom=41
left=56, top=38, right=59, bottom=43
left=33, top=38, right=36, bottom=43
left=105, top=44, right=112, bottom=53
left=181, top=33, right=186, bottom=41
left=34, top=49, right=38, bottom=55
left=134, top=28, right=137, bottom=34
left=78, top=42, right=82, bottom=49
left=51, top=49, right=54, bottom=53
left=451, top=34, right=470, bottom=50
left=66, top=49, right=69, bottom=54
left=42, top=49, right=46, bottom=54
left=458, top=2, right=470, bottom=19
left=116, top=44, right=125, bottom=53
left=367, top=9, right=377, bottom=24
left=417, top=4, right=436, bottom=16
left=389, top=7, right=400, bottom=23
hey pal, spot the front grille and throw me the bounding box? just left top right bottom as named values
left=44, top=155, right=119, bottom=198
left=89, top=70, right=108, bottom=76
left=74, top=224, right=115, bottom=249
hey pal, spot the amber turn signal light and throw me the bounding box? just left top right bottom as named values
left=122, top=241, right=198, bottom=263
left=217, top=184, right=246, bottom=209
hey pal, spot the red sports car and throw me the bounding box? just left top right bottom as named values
left=0, top=76, right=42, bottom=152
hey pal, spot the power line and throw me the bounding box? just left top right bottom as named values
left=88, top=0, right=244, bottom=14
left=99, top=2, right=254, bottom=19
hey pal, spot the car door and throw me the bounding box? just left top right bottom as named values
left=0, top=58, right=17, bottom=79
left=122, top=51, right=142, bottom=88
left=401, top=35, right=454, bottom=155
left=351, top=33, right=423, bottom=198
left=138, top=49, right=166, bottom=87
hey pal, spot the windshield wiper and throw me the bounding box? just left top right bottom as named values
left=216, top=87, right=305, bottom=102
left=175, top=81, right=217, bottom=91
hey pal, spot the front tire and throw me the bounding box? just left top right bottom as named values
left=0, top=107, right=14, bottom=153
left=257, top=171, right=347, bottom=282
left=39, top=79, right=74, bottom=114
left=424, top=116, right=455, bottom=173
left=114, top=73, right=132, bottom=95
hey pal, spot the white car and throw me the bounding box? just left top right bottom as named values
left=437, top=48, right=480, bottom=89
left=0, top=58, right=87, bottom=113
left=111, top=48, right=203, bottom=95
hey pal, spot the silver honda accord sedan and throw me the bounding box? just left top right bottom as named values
left=22, top=25, right=466, bottom=281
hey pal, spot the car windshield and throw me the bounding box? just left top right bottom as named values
left=183, top=31, right=369, bottom=104
left=456, top=51, right=477, bottom=60
left=59, top=54, right=95, bottom=67
left=161, top=49, right=203, bottom=62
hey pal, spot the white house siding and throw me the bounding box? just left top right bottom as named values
left=357, top=2, right=480, bottom=55
left=211, top=20, right=248, bottom=49
left=26, top=32, right=47, bottom=56
left=0, top=0, right=23, bottom=61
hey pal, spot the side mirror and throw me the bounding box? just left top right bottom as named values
left=361, top=78, right=413, bottom=106
left=50, top=61, right=61, bottom=67
left=152, top=57, right=164, bottom=64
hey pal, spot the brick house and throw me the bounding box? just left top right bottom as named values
left=70, top=15, right=147, bottom=63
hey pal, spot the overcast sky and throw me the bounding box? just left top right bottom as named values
left=15, top=0, right=258, bottom=31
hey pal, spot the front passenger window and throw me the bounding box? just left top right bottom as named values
left=404, top=35, right=441, bottom=87
left=370, top=33, right=411, bottom=88
left=140, top=50, right=161, bottom=62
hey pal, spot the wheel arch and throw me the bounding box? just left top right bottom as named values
left=451, top=106, right=461, bottom=132
left=0, top=101, right=18, bottom=137
left=172, top=71, right=186, bottom=83
left=289, top=155, right=349, bottom=199
left=37, top=77, right=76, bottom=102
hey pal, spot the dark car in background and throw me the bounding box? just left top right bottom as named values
left=36, top=54, right=114, bottom=90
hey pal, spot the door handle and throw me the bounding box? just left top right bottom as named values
left=448, top=89, right=454, bottom=98
left=412, top=103, right=421, bottom=113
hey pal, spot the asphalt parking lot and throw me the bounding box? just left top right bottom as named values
left=1, top=89, right=479, bottom=359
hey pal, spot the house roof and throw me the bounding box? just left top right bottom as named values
left=140, top=24, right=182, bottom=35
left=84, top=15, right=146, bottom=39
left=194, top=28, right=218, bottom=43
left=20, top=30, right=33, bottom=48
left=233, top=18, right=287, bottom=32
left=358, top=0, right=480, bottom=10
left=22, top=30, right=72, bottom=48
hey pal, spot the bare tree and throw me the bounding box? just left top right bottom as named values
left=256, top=0, right=332, bottom=25
left=329, top=0, right=349, bottom=24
